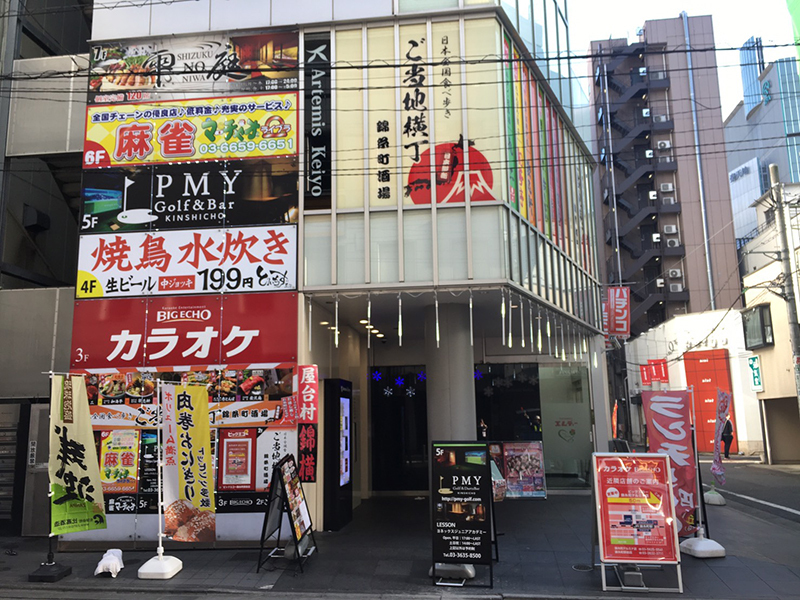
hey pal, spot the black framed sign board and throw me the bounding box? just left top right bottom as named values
left=431, top=441, right=495, bottom=588
left=257, top=454, right=317, bottom=573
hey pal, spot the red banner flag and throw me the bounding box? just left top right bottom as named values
left=648, top=359, right=669, bottom=383
left=607, top=287, right=630, bottom=339
left=641, top=390, right=698, bottom=536
left=640, top=364, right=652, bottom=386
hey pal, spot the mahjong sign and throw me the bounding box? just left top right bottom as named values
left=84, top=93, right=297, bottom=168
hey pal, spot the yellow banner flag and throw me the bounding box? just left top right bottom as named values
left=162, top=383, right=216, bottom=542
left=49, top=375, right=106, bottom=534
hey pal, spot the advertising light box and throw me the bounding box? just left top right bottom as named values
left=80, top=160, right=297, bottom=234
left=71, top=292, right=298, bottom=370
left=76, top=224, right=296, bottom=298
left=84, top=93, right=297, bottom=168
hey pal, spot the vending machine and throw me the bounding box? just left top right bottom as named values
left=322, top=379, right=352, bottom=531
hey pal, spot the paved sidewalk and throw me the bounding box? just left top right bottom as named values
left=0, top=494, right=798, bottom=599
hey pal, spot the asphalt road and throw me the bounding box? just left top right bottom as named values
left=699, top=455, right=800, bottom=525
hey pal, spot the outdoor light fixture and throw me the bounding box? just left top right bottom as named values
left=398, top=294, right=403, bottom=347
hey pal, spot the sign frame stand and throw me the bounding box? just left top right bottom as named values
left=257, top=454, right=317, bottom=574
left=138, top=379, right=183, bottom=580
left=430, top=441, right=495, bottom=589
left=593, top=453, right=684, bottom=594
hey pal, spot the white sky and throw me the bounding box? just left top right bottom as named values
left=567, top=0, right=796, bottom=118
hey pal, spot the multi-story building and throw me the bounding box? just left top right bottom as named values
left=724, top=37, right=800, bottom=248
left=0, top=0, right=608, bottom=542
left=591, top=14, right=741, bottom=337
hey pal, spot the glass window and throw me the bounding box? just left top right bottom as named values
left=472, top=205, right=506, bottom=280
left=538, top=236, right=547, bottom=299
left=509, top=213, right=521, bottom=283
left=501, top=0, right=518, bottom=28
left=465, top=18, right=505, bottom=205
left=529, top=230, right=538, bottom=295
left=520, top=224, right=530, bottom=290
left=335, top=29, right=365, bottom=209
left=304, top=215, right=332, bottom=286
left=399, top=0, right=458, bottom=11
left=368, top=27, right=399, bottom=208
left=404, top=210, right=433, bottom=282
left=437, top=207, right=468, bottom=281
left=533, top=0, right=546, bottom=62
left=539, top=365, right=592, bottom=489
left=742, top=305, right=774, bottom=350
left=370, top=212, right=399, bottom=283
left=337, top=213, right=365, bottom=284
left=518, top=0, right=534, bottom=52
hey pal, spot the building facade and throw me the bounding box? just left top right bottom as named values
left=724, top=39, right=800, bottom=245
left=591, top=14, right=741, bottom=337
left=0, top=0, right=610, bottom=540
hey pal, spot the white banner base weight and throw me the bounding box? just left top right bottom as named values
left=138, top=554, right=183, bottom=579
left=704, top=489, right=726, bottom=505
left=680, top=528, right=725, bottom=558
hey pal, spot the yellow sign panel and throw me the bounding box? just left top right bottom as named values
left=84, top=93, right=297, bottom=168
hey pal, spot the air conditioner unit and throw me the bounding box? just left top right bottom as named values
left=660, top=183, right=675, bottom=192
left=668, top=268, right=682, bottom=278
left=653, top=115, right=669, bottom=123
left=639, top=67, right=648, bottom=77
left=652, top=233, right=662, bottom=243
left=642, top=108, right=651, bottom=117
left=666, top=239, right=681, bottom=248
left=657, top=140, right=672, bottom=150
left=662, top=196, right=676, bottom=204
left=656, top=278, right=665, bottom=288
left=663, top=225, right=678, bottom=235
left=669, top=283, right=684, bottom=292
left=649, top=190, right=658, bottom=200
left=645, top=149, right=654, bottom=158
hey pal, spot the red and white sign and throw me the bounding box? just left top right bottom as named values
left=295, top=365, right=319, bottom=424
left=218, top=429, right=256, bottom=491
left=71, top=292, right=298, bottom=370
left=648, top=359, right=669, bottom=383
left=639, top=364, right=652, bottom=386
left=606, top=287, right=630, bottom=339
left=76, top=225, right=297, bottom=298
left=593, top=453, right=680, bottom=564
left=641, top=390, right=697, bottom=536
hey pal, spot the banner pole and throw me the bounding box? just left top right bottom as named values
left=679, top=385, right=725, bottom=558
left=28, top=372, right=72, bottom=583
left=138, top=378, right=183, bottom=579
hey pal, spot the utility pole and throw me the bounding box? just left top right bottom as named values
left=769, top=164, right=800, bottom=417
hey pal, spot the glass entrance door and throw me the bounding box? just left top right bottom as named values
left=370, top=366, right=428, bottom=492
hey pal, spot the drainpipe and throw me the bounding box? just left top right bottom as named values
left=681, top=11, right=716, bottom=309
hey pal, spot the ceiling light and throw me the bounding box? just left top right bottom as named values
left=359, top=319, right=368, bottom=324
left=377, top=333, right=385, bottom=338
left=319, top=321, right=329, bottom=326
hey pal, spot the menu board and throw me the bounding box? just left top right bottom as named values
left=278, top=454, right=312, bottom=542
left=593, top=453, right=680, bottom=564
left=431, top=442, right=493, bottom=566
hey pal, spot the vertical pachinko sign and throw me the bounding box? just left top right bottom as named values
left=162, top=383, right=216, bottom=542
left=49, top=375, right=107, bottom=534
left=641, top=390, right=697, bottom=536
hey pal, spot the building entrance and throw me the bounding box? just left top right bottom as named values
left=370, top=366, right=428, bottom=492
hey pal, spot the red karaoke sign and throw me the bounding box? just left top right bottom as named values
left=593, top=453, right=679, bottom=564
left=71, top=292, right=297, bottom=370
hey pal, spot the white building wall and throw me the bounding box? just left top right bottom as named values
left=627, top=311, right=764, bottom=456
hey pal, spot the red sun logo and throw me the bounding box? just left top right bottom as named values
left=407, top=141, right=497, bottom=204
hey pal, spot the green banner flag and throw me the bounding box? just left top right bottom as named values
left=49, top=375, right=106, bottom=535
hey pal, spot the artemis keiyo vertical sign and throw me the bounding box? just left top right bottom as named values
left=304, top=33, right=331, bottom=210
